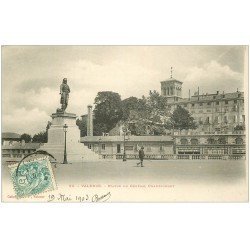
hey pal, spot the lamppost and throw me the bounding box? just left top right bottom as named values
left=63, top=123, right=68, bottom=164
left=122, top=126, right=130, bottom=161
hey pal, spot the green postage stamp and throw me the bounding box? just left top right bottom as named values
left=8, top=156, right=56, bottom=198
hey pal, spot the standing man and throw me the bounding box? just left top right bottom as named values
left=60, top=78, right=70, bottom=112
left=137, top=146, right=145, bottom=167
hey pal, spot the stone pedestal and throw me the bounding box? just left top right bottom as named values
left=48, top=112, right=80, bottom=145
left=40, top=111, right=99, bottom=162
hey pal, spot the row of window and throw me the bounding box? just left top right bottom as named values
left=190, top=106, right=240, bottom=113
left=87, top=137, right=244, bottom=152
left=198, top=115, right=245, bottom=124
left=179, top=137, right=244, bottom=145
left=197, top=115, right=239, bottom=124
left=88, top=144, right=106, bottom=150
left=2, top=149, right=33, bottom=153
left=88, top=144, right=166, bottom=152
left=162, top=87, right=174, bottom=96
left=181, top=99, right=243, bottom=108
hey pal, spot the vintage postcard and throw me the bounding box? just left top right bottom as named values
left=1, top=45, right=248, bottom=202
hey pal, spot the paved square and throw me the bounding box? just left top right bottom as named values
left=54, top=159, right=246, bottom=185
left=2, top=159, right=247, bottom=202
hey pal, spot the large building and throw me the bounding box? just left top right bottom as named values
left=82, top=133, right=246, bottom=160
left=1, top=132, right=42, bottom=162
left=82, top=135, right=174, bottom=160
left=80, top=70, right=246, bottom=160
left=161, top=74, right=245, bottom=134
left=2, top=132, right=21, bottom=146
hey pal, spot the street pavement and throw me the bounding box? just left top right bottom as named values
left=53, top=159, right=246, bottom=185
left=2, top=159, right=247, bottom=202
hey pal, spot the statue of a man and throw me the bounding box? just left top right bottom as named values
left=60, top=78, right=70, bottom=112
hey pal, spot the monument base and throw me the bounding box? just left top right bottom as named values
left=40, top=111, right=100, bottom=162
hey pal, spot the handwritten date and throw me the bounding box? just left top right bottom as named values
left=48, top=192, right=111, bottom=203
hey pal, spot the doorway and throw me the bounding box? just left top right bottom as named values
left=117, top=144, right=121, bottom=153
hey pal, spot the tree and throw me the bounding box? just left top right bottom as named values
left=46, top=121, right=52, bottom=133
left=92, top=90, right=197, bottom=136
left=121, top=96, right=141, bottom=121
left=146, top=90, right=168, bottom=113
left=76, top=118, right=87, bottom=137
left=93, top=123, right=109, bottom=136
left=20, top=133, right=32, bottom=143
left=32, top=131, right=47, bottom=143
left=168, top=105, right=197, bottom=133
left=125, top=91, right=169, bottom=135
left=93, top=91, right=123, bottom=135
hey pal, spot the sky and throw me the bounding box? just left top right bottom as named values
left=2, top=45, right=247, bottom=136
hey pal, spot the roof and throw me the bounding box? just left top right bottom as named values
left=2, top=132, right=21, bottom=139
left=109, top=124, right=121, bottom=136
left=2, top=143, right=42, bottom=150
left=174, top=134, right=245, bottom=138
left=82, top=135, right=173, bottom=143
left=161, top=77, right=183, bottom=83
left=176, top=91, right=244, bottom=104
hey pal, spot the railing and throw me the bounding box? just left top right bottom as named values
left=191, top=155, right=206, bottom=160
left=177, top=155, right=189, bottom=160
left=144, top=154, right=174, bottom=160
left=3, top=152, right=246, bottom=161
left=2, top=153, right=24, bottom=158
left=228, top=154, right=246, bottom=160
left=101, top=154, right=115, bottom=159
left=208, top=155, right=223, bottom=160
left=145, top=154, right=159, bottom=159
left=116, top=154, right=123, bottom=160
left=114, top=154, right=175, bottom=160
left=113, top=154, right=246, bottom=160
left=2, top=154, right=11, bottom=157
left=127, top=154, right=139, bottom=159
left=161, top=155, right=175, bottom=160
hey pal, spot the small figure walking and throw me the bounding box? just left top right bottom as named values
left=137, top=146, right=145, bottom=167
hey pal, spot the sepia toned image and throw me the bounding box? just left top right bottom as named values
left=1, top=45, right=248, bottom=202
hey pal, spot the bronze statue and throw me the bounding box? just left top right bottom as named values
left=58, top=78, right=70, bottom=112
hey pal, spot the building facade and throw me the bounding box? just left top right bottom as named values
left=2, top=132, right=21, bottom=146
left=161, top=77, right=183, bottom=103
left=82, top=135, right=174, bottom=159
left=2, top=141, right=41, bottom=162
left=161, top=77, right=245, bottom=134
left=82, top=134, right=246, bottom=160
left=174, top=134, right=246, bottom=160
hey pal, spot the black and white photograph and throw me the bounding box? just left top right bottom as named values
left=1, top=1, right=250, bottom=250
left=1, top=45, right=248, bottom=202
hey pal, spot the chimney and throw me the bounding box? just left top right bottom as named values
left=217, top=91, right=219, bottom=95
left=21, top=139, right=25, bottom=146
left=87, top=105, right=93, bottom=136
